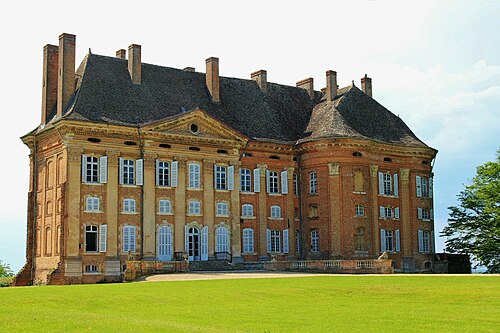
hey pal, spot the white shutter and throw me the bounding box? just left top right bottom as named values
left=81, top=154, right=87, bottom=182
left=253, top=168, right=260, bottom=192
left=266, top=229, right=271, bottom=253
left=380, top=229, right=386, bottom=252
left=184, top=225, right=189, bottom=253
left=430, top=208, right=434, bottom=220
left=266, top=170, right=271, bottom=193
left=214, top=164, right=218, bottom=189
left=171, top=161, right=178, bottom=187
left=429, top=177, right=434, bottom=198
left=99, top=156, right=108, bottom=184
left=416, top=176, right=422, bottom=197
left=418, top=230, right=424, bottom=252
left=119, top=158, right=124, bottom=185
left=379, top=206, right=385, bottom=219
left=201, top=226, right=208, bottom=261
left=130, top=226, right=136, bottom=252
left=135, top=159, right=144, bottom=185
left=281, top=170, right=288, bottom=194
left=395, top=207, right=400, bottom=219
left=99, top=224, right=107, bottom=253
left=378, top=172, right=384, bottom=195
left=283, top=229, right=289, bottom=254
left=228, top=166, right=235, bottom=190
left=395, top=229, right=400, bottom=252
left=155, top=160, right=160, bottom=186
left=393, top=173, right=399, bottom=197
left=123, top=226, right=129, bottom=252
left=418, top=207, right=423, bottom=220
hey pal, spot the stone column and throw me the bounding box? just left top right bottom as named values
left=104, top=150, right=120, bottom=276
left=370, top=165, right=380, bottom=255
left=142, top=152, right=157, bottom=259
left=285, top=166, right=295, bottom=258
left=257, top=163, right=268, bottom=259
left=203, top=159, right=215, bottom=258
left=230, top=162, right=242, bottom=262
left=174, top=158, right=187, bottom=253
left=328, top=163, right=341, bottom=257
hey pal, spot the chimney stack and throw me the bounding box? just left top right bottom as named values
left=57, top=33, right=76, bottom=117
left=296, top=78, right=314, bottom=99
left=116, top=49, right=126, bottom=59
left=251, top=70, right=267, bottom=92
left=41, top=44, right=59, bottom=125
left=206, top=57, right=220, bottom=103
left=361, top=74, right=372, bottom=97
left=128, top=44, right=141, bottom=84
left=326, top=70, right=337, bottom=102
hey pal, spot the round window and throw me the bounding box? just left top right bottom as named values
left=190, top=123, right=199, bottom=133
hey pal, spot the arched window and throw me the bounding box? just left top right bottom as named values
left=241, top=204, right=254, bottom=217
left=158, top=199, right=172, bottom=214
left=242, top=228, right=254, bottom=253
left=270, top=206, right=281, bottom=219
left=216, top=202, right=229, bottom=216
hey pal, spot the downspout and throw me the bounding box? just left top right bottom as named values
left=31, top=135, right=38, bottom=284
left=295, top=148, right=304, bottom=261
left=138, top=127, right=145, bottom=260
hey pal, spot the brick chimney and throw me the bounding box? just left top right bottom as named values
left=41, top=44, right=59, bottom=125
left=251, top=70, right=267, bottom=92
left=116, top=49, right=126, bottom=59
left=361, top=74, right=372, bottom=97
left=57, top=33, right=76, bottom=117
left=296, top=78, right=314, bottom=99
left=128, top=44, right=141, bottom=84
left=326, top=70, right=337, bottom=102
left=206, top=57, right=220, bottom=103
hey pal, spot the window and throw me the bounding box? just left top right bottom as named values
left=188, top=163, right=200, bottom=189
left=385, top=230, right=394, bottom=252
left=121, top=159, right=135, bottom=185
left=188, top=200, right=201, bottom=215
left=380, top=206, right=400, bottom=219
left=85, top=265, right=99, bottom=273
left=385, top=207, right=393, bottom=219
left=85, top=225, right=98, bottom=252
left=379, top=172, right=398, bottom=196
left=240, top=168, right=251, bottom=192
left=355, top=204, right=364, bottom=216
left=311, top=229, right=319, bottom=253
left=295, top=230, right=301, bottom=254
left=268, top=171, right=279, bottom=193
left=158, top=199, right=172, bottom=214
left=416, top=176, right=432, bottom=198
left=215, top=165, right=227, bottom=190
left=308, top=204, right=318, bottom=218
left=122, top=225, right=136, bottom=253
left=354, top=171, right=364, bottom=192
left=419, top=230, right=431, bottom=253
left=309, top=172, right=317, bottom=194
left=383, top=173, right=392, bottom=195
left=418, top=207, right=431, bottom=220
left=242, top=204, right=254, bottom=217
left=216, top=202, right=229, bottom=216
left=270, top=205, right=281, bottom=219
left=242, top=228, right=254, bottom=253
left=85, top=196, right=100, bottom=212
left=216, top=226, right=230, bottom=253
left=123, top=199, right=136, bottom=213
left=157, top=161, right=170, bottom=186
left=269, top=230, right=281, bottom=253
left=83, top=156, right=98, bottom=183
left=355, top=227, right=365, bottom=251
left=293, top=173, right=298, bottom=196
left=380, top=229, right=400, bottom=253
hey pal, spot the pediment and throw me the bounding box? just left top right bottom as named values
left=141, top=108, right=248, bottom=143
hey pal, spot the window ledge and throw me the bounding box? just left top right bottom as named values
left=215, top=189, right=230, bottom=193
left=353, top=191, right=366, bottom=195
left=354, top=215, right=366, bottom=218
left=120, top=184, right=140, bottom=188
left=84, top=210, right=103, bottom=214
left=121, top=211, right=138, bottom=215
left=268, top=217, right=284, bottom=221
left=187, top=187, right=203, bottom=191
left=83, top=272, right=101, bottom=275
left=187, top=214, right=203, bottom=217
left=268, top=193, right=282, bottom=196
left=82, top=182, right=103, bottom=186
left=240, top=191, right=255, bottom=195
left=216, top=214, right=230, bottom=218
left=156, top=185, right=173, bottom=189
left=421, top=219, right=431, bottom=222
left=309, top=193, right=319, bottom=196
left=158, top=212, right=174, bottom=216
left=241, top=216, right=256, bottom=219
left=379, top=194, right=399, bottom=198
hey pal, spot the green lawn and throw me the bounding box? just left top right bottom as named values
left=0, top=276, right=499, bottom=332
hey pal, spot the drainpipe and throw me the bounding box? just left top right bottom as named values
left=31, top=136, right=38, bottom=284
left=138, top=127, right=145, bottom=261
left=295, top=149, right=304, bottom=261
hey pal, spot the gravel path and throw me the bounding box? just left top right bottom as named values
left=137, top=271, right=332, bottom=282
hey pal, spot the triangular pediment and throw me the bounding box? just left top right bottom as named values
left=141, top=108, right=248, bottom=143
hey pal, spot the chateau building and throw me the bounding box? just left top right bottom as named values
left=17, top=34, right=437, bottom=285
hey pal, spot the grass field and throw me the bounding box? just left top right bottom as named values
left=0, top=275, right=499, bottom=332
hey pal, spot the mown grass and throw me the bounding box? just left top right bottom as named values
left=0, top=275, right=499, bottom=332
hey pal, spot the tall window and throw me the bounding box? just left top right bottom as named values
left=419, top=230, right=431, bottom=253
left=355, top=227, right=365, bottom=251
left=122, top=159, right=135, bottom=185
left=123, top=199, right=136, bottom=213
left=270, top=205, right=281, bottom=219
left=293, top=173, right=298, bottom=196
left=268, top=171, right=279, bottom=193
left=354, top=171, right=364, bottom=192
left=355, top=204, right=364, bottom=216
left=309, top=171, right=317, bottom=194
left=84, top=156, right=99, bottom=183
left=240, top=168, right=251, bottom=192
left=122, top=225, right=136, bottom=253
left=85, top=225, right=98, bottom=252
left=384, top=207, right=393, bottom=219
left=157, top=161, right=170, bottom=186
left=86, top=196, right=100, bottom=212
left=311, top=229, right=319, bottom=253
left=215, top=165, right=227, bottom=190
left=417, top=176, right=431, bottom=198
left=216, top=202, right=229, bottom=216
left=242, top=228, right=254, bottom=253
left=385, top=230, right=394, bottom=252
left=189, top=163, right=200, bottom=189
left=242, top=204, right=254, bottom=217
left=188, top=200, right=201, bottom=215
left=295, top=230, right=301, bottom=254
left=158, top=199, right=172, bottom=214
left=383, top=173, right=392, bottom=195
left=270, top=230, right=281, bottom=253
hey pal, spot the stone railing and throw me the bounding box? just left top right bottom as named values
left=124, top=260, right=189, bottom=281
left=264, top=259, right=393, bottom=274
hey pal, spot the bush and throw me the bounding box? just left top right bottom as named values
left=0, top=276, right=14, bottom=287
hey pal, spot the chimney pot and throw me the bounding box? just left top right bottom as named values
left=251, top=70, right=267, bottom=92
left=116, top=49, right=126, bottom=59
left=361, top=74, right=372, bottom=97
left=128, top=44, right=142, bottom=84
left=206, top=57, right=220, bottom=103
left=326, top=70, right=337, bottom=102
left=296, top=77, right=314, bottom=99
left=57, top=33, right=76, bottom=117
left=41, top=44, right=59, bottom=125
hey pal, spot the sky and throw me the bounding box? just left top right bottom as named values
left=0, top=0, right=499, bottom=272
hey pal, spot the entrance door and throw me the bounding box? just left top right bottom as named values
left=157, top=225, right=172, bottom=261
left=186, top=227, right=200, bottom=261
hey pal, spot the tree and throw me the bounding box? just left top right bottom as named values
left=441, top=149, right=500, bottom=273
left=0, top=260, right=14, bottom=277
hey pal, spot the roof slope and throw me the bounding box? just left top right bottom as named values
left=57, top=53, right=427, bottom=147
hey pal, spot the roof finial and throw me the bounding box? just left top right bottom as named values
left=351, top=80, right=355, bottom=86
left=89, top=48, right=92, bottom=54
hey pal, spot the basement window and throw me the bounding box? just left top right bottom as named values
left=189, top=147, right=200, bottom=151
left=353, top=151, right=362, bottom=157
left=190, top=124, right=199, bottom=134
left=85, top=265, right=99, bottom=273
left=159, top=143, right=171, bottom=149
left=87, top=138, right=101, bottom=143
left=269, top=155, right=280, bottom=160
left=217, top=149, right=228, bottom=154
left=124, top=141, right=137, bottom=146
left=384, top=157, right=392, bottom=162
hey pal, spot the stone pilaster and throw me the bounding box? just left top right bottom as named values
left=370, top=164, right=380, bottom=254
left=142, top=152, right=157, bottom=259
left=230, top=161, right=242, bottom=262
left=399, top=168, right=411, bottom=256
left=327, top=163, right=341, bottom=257
left=285, top=166, right=295, bottom=258
left=105, top=150, right=120, bottom=257
left=65, top=145, right=83, bottom=258
left=174, top=158, right=187, bottom=253
left=257, top=163, right=268, bottom=259
left=203, top=159, right=215, bottom=257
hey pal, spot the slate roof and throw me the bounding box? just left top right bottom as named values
left=50, top=53, right=427, bottom=147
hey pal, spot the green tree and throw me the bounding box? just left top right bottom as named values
left=0, top=260, right=14, bottom=277
left=441, top=149, right=500, bottom=273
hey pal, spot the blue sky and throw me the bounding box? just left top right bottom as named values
left=0, top=1, right=499, bottom=272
